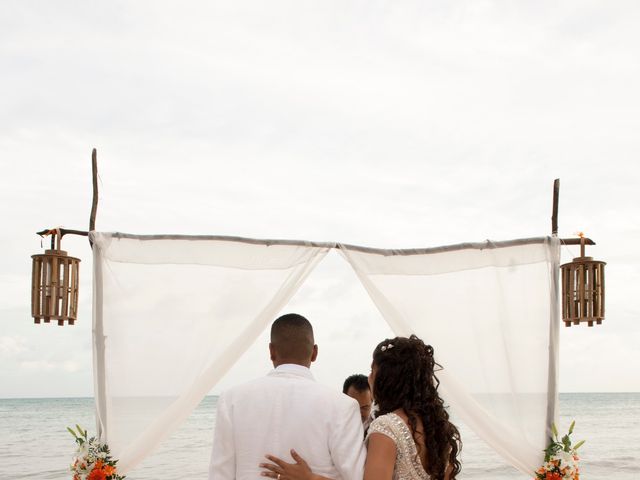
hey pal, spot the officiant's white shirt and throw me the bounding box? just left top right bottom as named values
left=209, top=364, right=366, bottom=480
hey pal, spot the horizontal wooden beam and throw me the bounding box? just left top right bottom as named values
left=35, top=229, right=596, bottom=248
left=560, top=237, right=596, bottom=246
left=36, top=228, right=89, bottom=238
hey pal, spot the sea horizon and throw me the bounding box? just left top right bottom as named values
left=3, top=390, right=639, bottom=400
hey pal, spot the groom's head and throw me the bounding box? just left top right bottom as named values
left=269, top=313, right=318, bottom=368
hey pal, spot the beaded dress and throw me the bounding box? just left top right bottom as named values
left=366, top=412, right=429, bottom=480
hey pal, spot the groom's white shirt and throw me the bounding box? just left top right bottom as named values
left=209, top=363, right=366, bottom=480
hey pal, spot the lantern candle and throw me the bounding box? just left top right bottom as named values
left=560, top=235, right=606, bottom=327
left=31, top=232, right=80, bottom=326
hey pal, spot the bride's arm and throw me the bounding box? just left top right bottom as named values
left=363, top=433, right=396, bottom=480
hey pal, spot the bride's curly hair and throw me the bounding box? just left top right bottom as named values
left=372, top=335, right=462, bottom=480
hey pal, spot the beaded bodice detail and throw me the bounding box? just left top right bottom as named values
left=366, top=413, right=429, bottom=480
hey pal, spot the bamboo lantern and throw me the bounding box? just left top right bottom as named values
left=560, top=236, right=605, bottom=327
left=31, top=231, right=81, bottom=325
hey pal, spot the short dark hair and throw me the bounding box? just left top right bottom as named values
left=343, top=374, right=369, bottom=394
left=270, top=313, right=315, bottom=362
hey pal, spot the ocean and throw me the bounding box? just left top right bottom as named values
left=1, top=393, right=638, bottom=479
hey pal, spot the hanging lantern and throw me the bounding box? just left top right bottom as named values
left=31, top=230, right=81, bottom=325
left=560, top=235, right=605, bottom=327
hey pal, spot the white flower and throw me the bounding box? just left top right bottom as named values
left=556, top=450, right=574, bottom=465
left=79, top=442, right=89, bottom=457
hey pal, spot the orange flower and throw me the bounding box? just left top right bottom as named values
left=94, top=460, right=104, bottom=470
left=545, top=473, right=562, bottom=480
left=103, top=464, right=116, bottom=476
left=88, top=466, right=107, bottom=480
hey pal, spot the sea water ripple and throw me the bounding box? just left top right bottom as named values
left=0, top=393, right=638, bottom=479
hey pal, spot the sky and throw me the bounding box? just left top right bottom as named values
left=1, top=0, right=639, bottom=398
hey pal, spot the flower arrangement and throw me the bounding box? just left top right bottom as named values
left=534, top=421, right=585, bottom=480
left=68, top=425, right=125, bottom=480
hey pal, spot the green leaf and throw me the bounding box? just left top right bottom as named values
left=569, top=420, right=575, bottom=434
left=67, top=426, right=78, bottom=438
left=551, top=423, right=558, bottom=440
left=573, top=440, right=585, bottom=450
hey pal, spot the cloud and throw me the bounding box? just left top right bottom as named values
left=19, top=359, right=81, bottom=373
left=0, top=336, right=28, bottom=357
left=20, top=360, right=56, bottom=371
left=560, top=330, right=640, bottom=392
left=1, top=1, right=640, bottom=396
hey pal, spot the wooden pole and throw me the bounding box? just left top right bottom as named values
left=547, top=177, right=561, bottom=440
left=89, top=148, right=98, bottom=245
left=552, top=178, right=559, bottom=236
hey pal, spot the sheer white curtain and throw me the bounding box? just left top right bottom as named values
left=90, top=232, right=331, bottom=473
left=91, top=233, right=559, bottom=476
left=340, top=237, right=560, bottom=475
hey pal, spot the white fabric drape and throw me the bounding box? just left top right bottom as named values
left=90, top=233, right=330, bottom=473
left=340, top=237, right=561, bottom=475
left=91, top=232, right=559, bottom=476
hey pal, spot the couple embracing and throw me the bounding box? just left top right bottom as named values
left=208, top=313, right=462, bottom=480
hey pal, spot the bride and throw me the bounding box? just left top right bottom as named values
left=260, top=335, right=462, bottom=480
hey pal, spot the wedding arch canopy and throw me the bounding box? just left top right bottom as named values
left=90, top=231, right=560, bottom=476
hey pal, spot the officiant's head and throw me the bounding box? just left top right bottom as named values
left=269, top=313, right=318, bottom=368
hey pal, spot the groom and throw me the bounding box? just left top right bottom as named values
left=208, top=313, right=366, bottom=480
